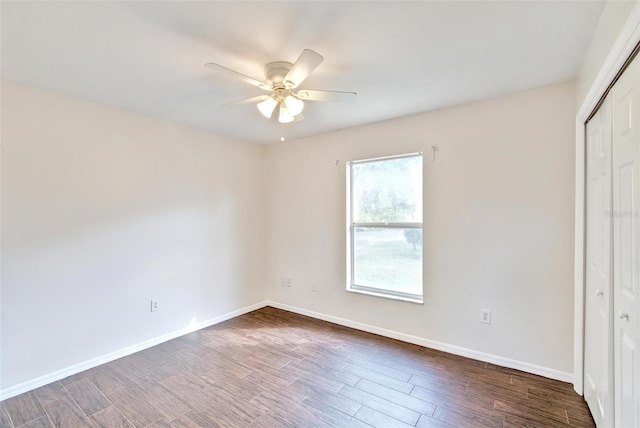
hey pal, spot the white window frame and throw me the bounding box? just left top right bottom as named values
left=346, top=152, right=424, bottom=304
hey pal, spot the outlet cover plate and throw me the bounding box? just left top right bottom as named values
left=480, top=309, right=491, bottom=324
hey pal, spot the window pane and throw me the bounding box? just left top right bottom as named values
left=353, top=227, right=422, bottom=296
left=352, top=156, right=422, bottom=223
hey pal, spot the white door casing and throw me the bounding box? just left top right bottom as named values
left=612, top=53, right=640, bottom=428
left=585, top=95, right=614, bottom=428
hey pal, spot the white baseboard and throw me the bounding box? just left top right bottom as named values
left=0, top=301, right=269, bottom=401
left=266, top=300, right=574, bottom=383
left=1, top=299, right=572, bottom=401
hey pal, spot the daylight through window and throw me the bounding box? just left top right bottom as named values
left=347, top=153, right=423, bottom=303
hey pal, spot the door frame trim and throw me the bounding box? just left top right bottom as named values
left=575, top=0, right=640, bottom=395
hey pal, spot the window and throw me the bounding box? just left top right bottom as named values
left=347, top=153, right=423, bottom=303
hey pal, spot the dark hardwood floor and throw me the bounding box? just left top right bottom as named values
left=1, top=306, right=595, bottom=427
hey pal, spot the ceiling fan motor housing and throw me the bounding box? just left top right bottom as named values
left=264, top=61, right=293, bottom=87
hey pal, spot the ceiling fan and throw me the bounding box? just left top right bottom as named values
left=204, top=49, right=357, bottom=123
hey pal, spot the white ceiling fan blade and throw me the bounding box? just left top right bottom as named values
left=296, top=89, right=357, bottom=103
left=283, top=49, right=324, bottom=89
left=223, top=95, right=270, bottom=107
left=204, top=62, right=271, bottom=91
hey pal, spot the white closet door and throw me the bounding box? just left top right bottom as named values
left=585, top=95, right=614, bottom=428
left=612, top=53, right=640, bottom=428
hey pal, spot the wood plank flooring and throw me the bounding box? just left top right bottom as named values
left=1, top=307, right=595, bottom=427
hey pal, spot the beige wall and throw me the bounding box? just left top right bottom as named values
left=0, top=77, right=579, bottom=392
left=265, top=81, right=577, bottom=374
left=1, top=81, right=266, bottom=389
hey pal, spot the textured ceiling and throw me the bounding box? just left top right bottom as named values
left=1, top=1, right=605, bottom=144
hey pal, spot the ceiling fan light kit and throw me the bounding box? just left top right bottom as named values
left=278, top=105, right=294, bottom=123
left=257, top=96, right=278, bottom=118
left=256, top=87, right=304, bottom=123
left=205, top=49, right=356, bottom=125
left=284, top=95, right=304, bottom=116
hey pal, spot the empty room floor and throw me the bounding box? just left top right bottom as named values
left=0, top=307, right=594, bottom=427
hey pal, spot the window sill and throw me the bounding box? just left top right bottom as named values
left=347, top=287, right=424, bottom=305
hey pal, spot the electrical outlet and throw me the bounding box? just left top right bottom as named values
left=281, top=278, right=292, bottom=287
left=151, top=300, right=160, bottom=312
left=480, top=309, right=491, bottom=324
left=312, top=281, right=318, bottom=292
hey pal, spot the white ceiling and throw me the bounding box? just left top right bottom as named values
left=1, top=1, right=605, bottom=144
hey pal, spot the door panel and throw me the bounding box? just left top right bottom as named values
left=619, top=334, right=636, bottom=428
left=612, top=53, right=640, bottom=428
left=618, top=163, right=633, bottom=292
left=585, top=95, right=613, bottom=428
